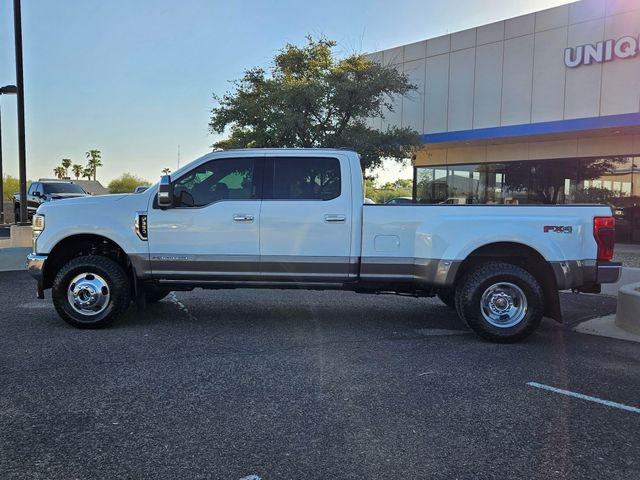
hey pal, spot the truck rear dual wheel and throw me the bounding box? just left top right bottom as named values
left=454, top=262, right=544, bottom=343
left=52, top=255, right=131, bottom=329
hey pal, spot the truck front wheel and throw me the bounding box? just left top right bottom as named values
left=52, top=255, right=131, bottom=329
left=455, top=262, right=544, bottom=343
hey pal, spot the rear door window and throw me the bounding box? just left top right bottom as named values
left=267, top=157, right=341, bottom=201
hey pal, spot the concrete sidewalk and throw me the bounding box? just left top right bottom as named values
left=602, top=266, right=640, bottom=295
left=613, top=243, right=640, bottom=268
left=574, top=314, right=640, bottom=343
left=0, top=247, right=30, bottom=272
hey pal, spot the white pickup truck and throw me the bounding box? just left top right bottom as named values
left=27, top=148, right=621, bottom=342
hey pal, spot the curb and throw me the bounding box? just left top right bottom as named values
left=0, top=247, right=30, bottom=272
left=573, top=314, right=640, bottom=343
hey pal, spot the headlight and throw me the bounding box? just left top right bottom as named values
left=32, top=214, right=45, bottom=241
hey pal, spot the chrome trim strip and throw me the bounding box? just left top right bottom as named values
left=324, top=214, right=346, bottom=223
left=147, top=254, right=353, bottom=282
left=150, top=254, right=261, bottom=280
left=157, top=279, right=344, bottom=288
left=232, top=214, right=255, bottom=223
left=146, top=254, right=463, bottom=286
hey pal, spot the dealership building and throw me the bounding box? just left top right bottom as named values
left=368, top=0, right=640, bottom=242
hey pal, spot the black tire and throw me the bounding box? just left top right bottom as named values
left=454, top=262, right=544, bottom=343
left=437, top=288, right=456, bottom=309
left=14, top=204, right=20, bottom=224
left=52, top=255, right=131, bottom=329
left=145, top=286, right=172, bottom=303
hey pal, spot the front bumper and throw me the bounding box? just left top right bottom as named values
left=26, top=253, right=47, bottom=299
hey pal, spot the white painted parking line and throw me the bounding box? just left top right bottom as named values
left=527, top=382, right=640, bottom=414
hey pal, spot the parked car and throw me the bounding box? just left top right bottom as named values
left=386, top=196, right=413, bottom=205
left=439, top=197, right=467, bottom=205
left=13, top=180, right=89, bottom=223
left=364, top=197, right=376, bottom=204
left=27, top=148, right=621, bottom=342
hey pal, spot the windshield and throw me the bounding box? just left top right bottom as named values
left=43, top=183, right=86, bottom=194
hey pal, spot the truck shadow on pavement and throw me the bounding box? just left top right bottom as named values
left=0, top=271, right=617, bottom=343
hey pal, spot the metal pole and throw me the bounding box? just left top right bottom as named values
left=0, top=104, right=4, bottom=224
left=13, top=0, right=28, bottom=225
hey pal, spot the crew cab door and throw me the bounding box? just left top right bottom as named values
left=146, top=156, right=263, bottom=280
left=259, top=154, right=353, bottom=282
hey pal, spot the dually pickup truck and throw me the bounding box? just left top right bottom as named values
left=27, top=149, right=621, bottom=342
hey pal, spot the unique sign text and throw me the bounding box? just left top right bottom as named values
left=564, top=35, right=639, bottom=68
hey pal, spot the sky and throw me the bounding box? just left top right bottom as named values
left=0, top=0, right=572, bottom=186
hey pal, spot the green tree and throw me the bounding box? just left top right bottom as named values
left=61, top=158, right=72, bottom=177
left=53, top=166, right=66, bottom=179
left=71, top=164, right=83, bottom=180
left=161, top=167, right=171, bottom=175
left=210, top=36, right=421, bottom=174
left=85, top=149, right=103, bottom=181
left=2, top=175, right=23, bottom=201
left=108, top=173, right=151, bottom=194
left=82, top=168, right=93, bottom=180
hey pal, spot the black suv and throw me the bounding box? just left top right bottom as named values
left=13, top=181, right=89, bottom=223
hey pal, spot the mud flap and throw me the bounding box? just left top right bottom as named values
left=544, top=289, right=562, bottom=322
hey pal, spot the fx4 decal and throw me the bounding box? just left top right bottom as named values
left=544, top=225, right=573, bottom=234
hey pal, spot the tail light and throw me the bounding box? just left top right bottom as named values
left=593, top=216, right=615, bottom=261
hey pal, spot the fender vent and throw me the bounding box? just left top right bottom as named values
left=135, top=212, right=148, bottom=240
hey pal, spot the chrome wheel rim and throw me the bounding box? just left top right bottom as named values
left=480, top=282, right=527, bottom=328
left=67, top=272, right=110, bottom=316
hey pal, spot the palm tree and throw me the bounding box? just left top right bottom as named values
left=82, top=168, right=93, bottom=180
left=61, top=158, right=72, bottom=177
left=161, top=167, right=171, bottom=175
left=53, top=166, right=65, bottom=179
left=72, top=164, right=83, bottom=180
left=85, top=149, right=103, bottom=181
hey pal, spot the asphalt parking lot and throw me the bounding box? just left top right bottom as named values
left=1, top=270, right=638, bottom=479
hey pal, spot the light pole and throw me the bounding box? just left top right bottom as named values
left=13, top=0, right=28, bottom=225
left=0, top=85, right=18, bottom=224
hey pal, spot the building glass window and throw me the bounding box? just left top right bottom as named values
left=415, top=156, right=640, bottom=242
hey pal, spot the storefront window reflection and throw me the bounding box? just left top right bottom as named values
left=415, top=156, right=640, bottom=242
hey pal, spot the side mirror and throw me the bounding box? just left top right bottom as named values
left=157, top=175, right=173, bottom=208
left=33, top=191, right=40, bottom=198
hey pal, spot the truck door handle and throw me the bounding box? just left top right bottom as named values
left=324, top=214, right=346, bottom=223
left=233, top=214, right=254, bottom=223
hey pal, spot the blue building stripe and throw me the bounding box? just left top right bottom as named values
left=421, top=112, right=640, bottom=144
